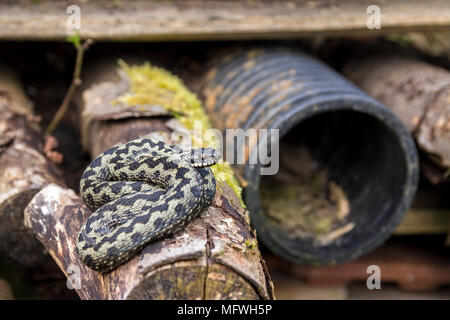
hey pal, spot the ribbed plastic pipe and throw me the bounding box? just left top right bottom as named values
left=203, top=48, right=419, bottom=265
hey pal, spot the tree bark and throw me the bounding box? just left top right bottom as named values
left=23, top=60, right=274, bottom=300
left=343, top=54, right=450, bottom=184
left=0, top=65, right=63, bottom=266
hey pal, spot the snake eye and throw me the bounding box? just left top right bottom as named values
left=188, top=148, right=220, bottom=167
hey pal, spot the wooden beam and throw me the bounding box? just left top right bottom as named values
left=0, top=0, right=449, bottom=41
left=395, top=208, right=450, bottom=235
left=265, top=241, right=450, bottom=291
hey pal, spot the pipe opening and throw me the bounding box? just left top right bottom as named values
left=205, top=48, right=418, bottom=265
left=259, top=109, right=409, bottom=263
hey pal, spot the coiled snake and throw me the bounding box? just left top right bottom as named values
left=77, top=137, right=218, bottom=273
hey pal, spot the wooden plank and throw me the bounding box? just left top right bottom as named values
left=348, top=283, right=450, bottom=299
left=395, top=184, right=450, bottom=236
left=0, top=0, right=449, bottom=41
left=266, top=242, right=450, bottom=291
left=271, top=272, right=348, bottom=300
left=395, top=209, right=450, bottom=235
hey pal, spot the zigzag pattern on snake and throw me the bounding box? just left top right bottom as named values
left=77, top=137, right=218, bottom=273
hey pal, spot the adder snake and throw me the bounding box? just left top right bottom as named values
left=77, top=137, right=218, bottom=273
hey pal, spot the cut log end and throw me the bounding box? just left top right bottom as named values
left=24, top=183, right=271, bottom=300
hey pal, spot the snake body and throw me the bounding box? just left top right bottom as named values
left=77, top=137, right=218, bottom=273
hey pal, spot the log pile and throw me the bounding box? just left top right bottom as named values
left=0, top=38, right=449, bottom=300
left=23, top=60, right=274, bottom=300
left=0, top=65, right=63, bottom=266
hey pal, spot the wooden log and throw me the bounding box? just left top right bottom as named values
left=0, top=65, right=63, bottom=266
left=343, top=54, right=450, bottom=184
left=23, top=60, right=274, bottom=300
left=0, top=279, right=14, bottom=300
left=0, top=0, right=449, bottom=41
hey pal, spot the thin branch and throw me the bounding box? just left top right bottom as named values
left=45, top=39, right=92, bottom=135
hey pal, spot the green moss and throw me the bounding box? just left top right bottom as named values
left=115, top=60, right=243, bottom=205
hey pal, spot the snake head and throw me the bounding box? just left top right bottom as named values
left=183, top=147, right=220, bottom=168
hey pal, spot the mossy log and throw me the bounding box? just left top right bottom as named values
left=343, top=54, right=450, bottom=184
left=23, top=60, right=274, bottom=300
left=0, top=65, right=63, bottom=266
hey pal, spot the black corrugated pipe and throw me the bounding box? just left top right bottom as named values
left=203, top=48, right=419, bottom=265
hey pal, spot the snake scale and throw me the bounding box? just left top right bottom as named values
left=77, top=137, right=218, bottom=273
